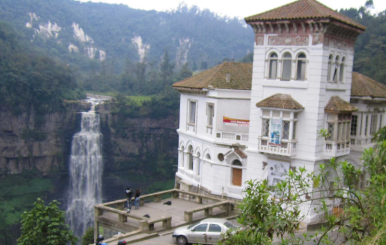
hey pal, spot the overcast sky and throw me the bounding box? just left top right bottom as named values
left=80, top=0, right=386, bottom=19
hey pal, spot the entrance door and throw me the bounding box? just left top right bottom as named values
left=232, top=168, right=242, bottom=186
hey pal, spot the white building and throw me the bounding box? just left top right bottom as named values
left=172, top=0, right=386, bottom=207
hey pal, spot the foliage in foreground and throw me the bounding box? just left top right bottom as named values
left=219, top=129, right=386, bottom=244
left=82, top=227, right=94, bottom=245
left=17, top=198, right=77, bottom=245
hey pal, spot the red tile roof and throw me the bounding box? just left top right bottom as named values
left=256, top=94, right=304, bottom=110
left=245, top=0, right=365, bottom=31
left=172, top=62, right=252, bottom=90
left=351, top=72, right=386, bottom=98
left=325, top=96, right=358, bottom=113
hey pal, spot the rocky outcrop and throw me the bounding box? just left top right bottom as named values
left=96, top=102, right=178, bottom=200
left=0, top=101, right=91, bottom=175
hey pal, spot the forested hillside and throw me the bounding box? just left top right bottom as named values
left=340, top=1, right=386, bottom=83
left=0, top=0, right=253, bottom=86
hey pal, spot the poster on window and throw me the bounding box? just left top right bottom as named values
left=269, top=119, right=282, bottom=146
left=223, top=116, right=250, bottom=127
left=267, top=160, right=290, bottom=186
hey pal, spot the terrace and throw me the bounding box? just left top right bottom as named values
left=94, top=189, right=237, bottom=245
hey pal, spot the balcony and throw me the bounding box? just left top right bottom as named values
left=258, top=137, right=297, bottom=157
left=324, top=142, right=350, bottom=158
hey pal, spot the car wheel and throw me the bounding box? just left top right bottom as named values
left=177, top=235, right=188, bottom=245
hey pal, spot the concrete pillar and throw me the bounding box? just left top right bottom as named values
left=204, top=208, right=213, bottom=217
left=163, top=218, right=172, bottom=229
left=154, top=195, right=161, bottom=202
left=118, top=213, right=127, bottom=223
left=140, top=198, right=145, bottom=206
left=184, top=212, right=193, bottom=222
left=139, top=220, right=149, bottom=232
left=196, top=197, right=202, bottom=204
left=94, top=206, right=99, bottom=244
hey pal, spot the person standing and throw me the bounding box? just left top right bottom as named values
left=126, top=187, right=133, bottom=213
left=134, top=188, right=141, bottom=210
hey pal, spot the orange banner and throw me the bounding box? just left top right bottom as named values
left=223, top=116, right=249, bottom=127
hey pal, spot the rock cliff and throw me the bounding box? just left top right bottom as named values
left=96, top=102, right=178, bottom=201
left=0, top=101, right=91, bottom=175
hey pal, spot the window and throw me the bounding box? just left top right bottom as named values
left=262, top=119, right=270, bottom=137
left=180, top=146, right=184, bottom=167
left=193, top=224, right=208, bottom=232
left=189, top=101, right=196, bottom=124
left=269, top=53, right=278, bottom=79
left=208, top=224, right=222, bottom=232
left=197, top=152, right=201, bottom=175
left=371, top=115, right=378, bottom=135
left=296, top=53, right=307, bottom=81
left=282, top=121, right=290, bottom=140
left=293, top=121, right=297, bottom=140
left=333, top=56, right=340, bottom=82
left=205, top=154, right=211, bottom=160
left=207, top=104, right=214, bottom=127
left=188, top=145, right=194, bottom=171
left=327, top=122, right=334, bottom=141
left=365, top=115, right=369, bottom=136
left=328, top=54, right=334, bottom=81
left=281, top=53, right=292, bottom=81
left=351, top=115, right=358, bottom=136
left=339, top=57, right=345, bottom=82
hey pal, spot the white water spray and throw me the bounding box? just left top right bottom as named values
left=66, top=99, right=103, bottom=237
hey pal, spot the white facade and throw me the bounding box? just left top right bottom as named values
left=174, top=2, right=386, bottom=215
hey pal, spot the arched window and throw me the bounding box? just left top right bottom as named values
left=281, top=53, right=292, bottom=81
left=231, top=160, right=242, bottom=186
left=296, top=53, right=307, bottom=81
left=328, top=54, right=334, bottom=81
left=180, top=146, right=184, bottom=167
left=197, top=152, right=201, bottom=175
left=188, top=145, right=194, bottom=171
left=333, top=56, right=340, bottom=82
left=339, top=57, right=345, bottom=82
left=269, top=53, right=278, bottom=79
left=205, top=154, right=211, bottom=160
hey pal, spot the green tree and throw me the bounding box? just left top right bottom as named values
left=220, top=127, right=386, bottom=244
left=17, top=198, right=77, bottom=245
left=160, top=49, right=175, bottom=85
left=81, top=227, right=94, bottom=245
left=177, top=63, right=193, bottom=81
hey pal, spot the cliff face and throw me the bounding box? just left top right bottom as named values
left=96, top=103, right=179, bottom=201
left=0, top=101, right=91, bottom=175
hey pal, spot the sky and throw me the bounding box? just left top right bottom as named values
left=80, top=0, right=386, bottom=19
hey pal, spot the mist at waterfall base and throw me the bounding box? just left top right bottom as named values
left=66, top=99, right=103, bottom=238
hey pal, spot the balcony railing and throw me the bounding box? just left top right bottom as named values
left=258, top=138, right=297, bottom=157
left=216, top=131, right=249, bottom=142
left=324, top=142, right=350, bottom=157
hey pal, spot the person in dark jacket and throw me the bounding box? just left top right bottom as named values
left=134, top=188, right=141, bottom=210
left=126, top=187, right=133, bottom=213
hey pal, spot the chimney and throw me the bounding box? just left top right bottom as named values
left=226, top=73, right=231, bottom=82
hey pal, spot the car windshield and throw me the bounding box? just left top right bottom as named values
left=188, top=222, right=200, bottom=229
left=224, top=221, right=238, bottom=229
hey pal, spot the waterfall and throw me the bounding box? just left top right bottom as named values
left=66, top=101, right=103, bottom=238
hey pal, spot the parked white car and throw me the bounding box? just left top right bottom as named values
left=172, top=218, right=238, bottom=245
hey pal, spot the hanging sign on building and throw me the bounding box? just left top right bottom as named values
left=269, top=119, right=282, bottom=146
left=223, top=116, right=250, bottom=127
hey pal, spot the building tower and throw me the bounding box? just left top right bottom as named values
left=244, top=0, right=365, bottom=185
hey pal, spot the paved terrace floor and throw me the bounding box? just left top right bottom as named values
left=100, top=197, right=236, bottom=245
left=101, top=198, right=227, bottom=233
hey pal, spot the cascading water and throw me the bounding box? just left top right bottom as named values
left=66, top=99, right=103, bottom=238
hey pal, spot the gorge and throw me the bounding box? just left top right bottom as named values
left=0, top=99, right=178, bottom=244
